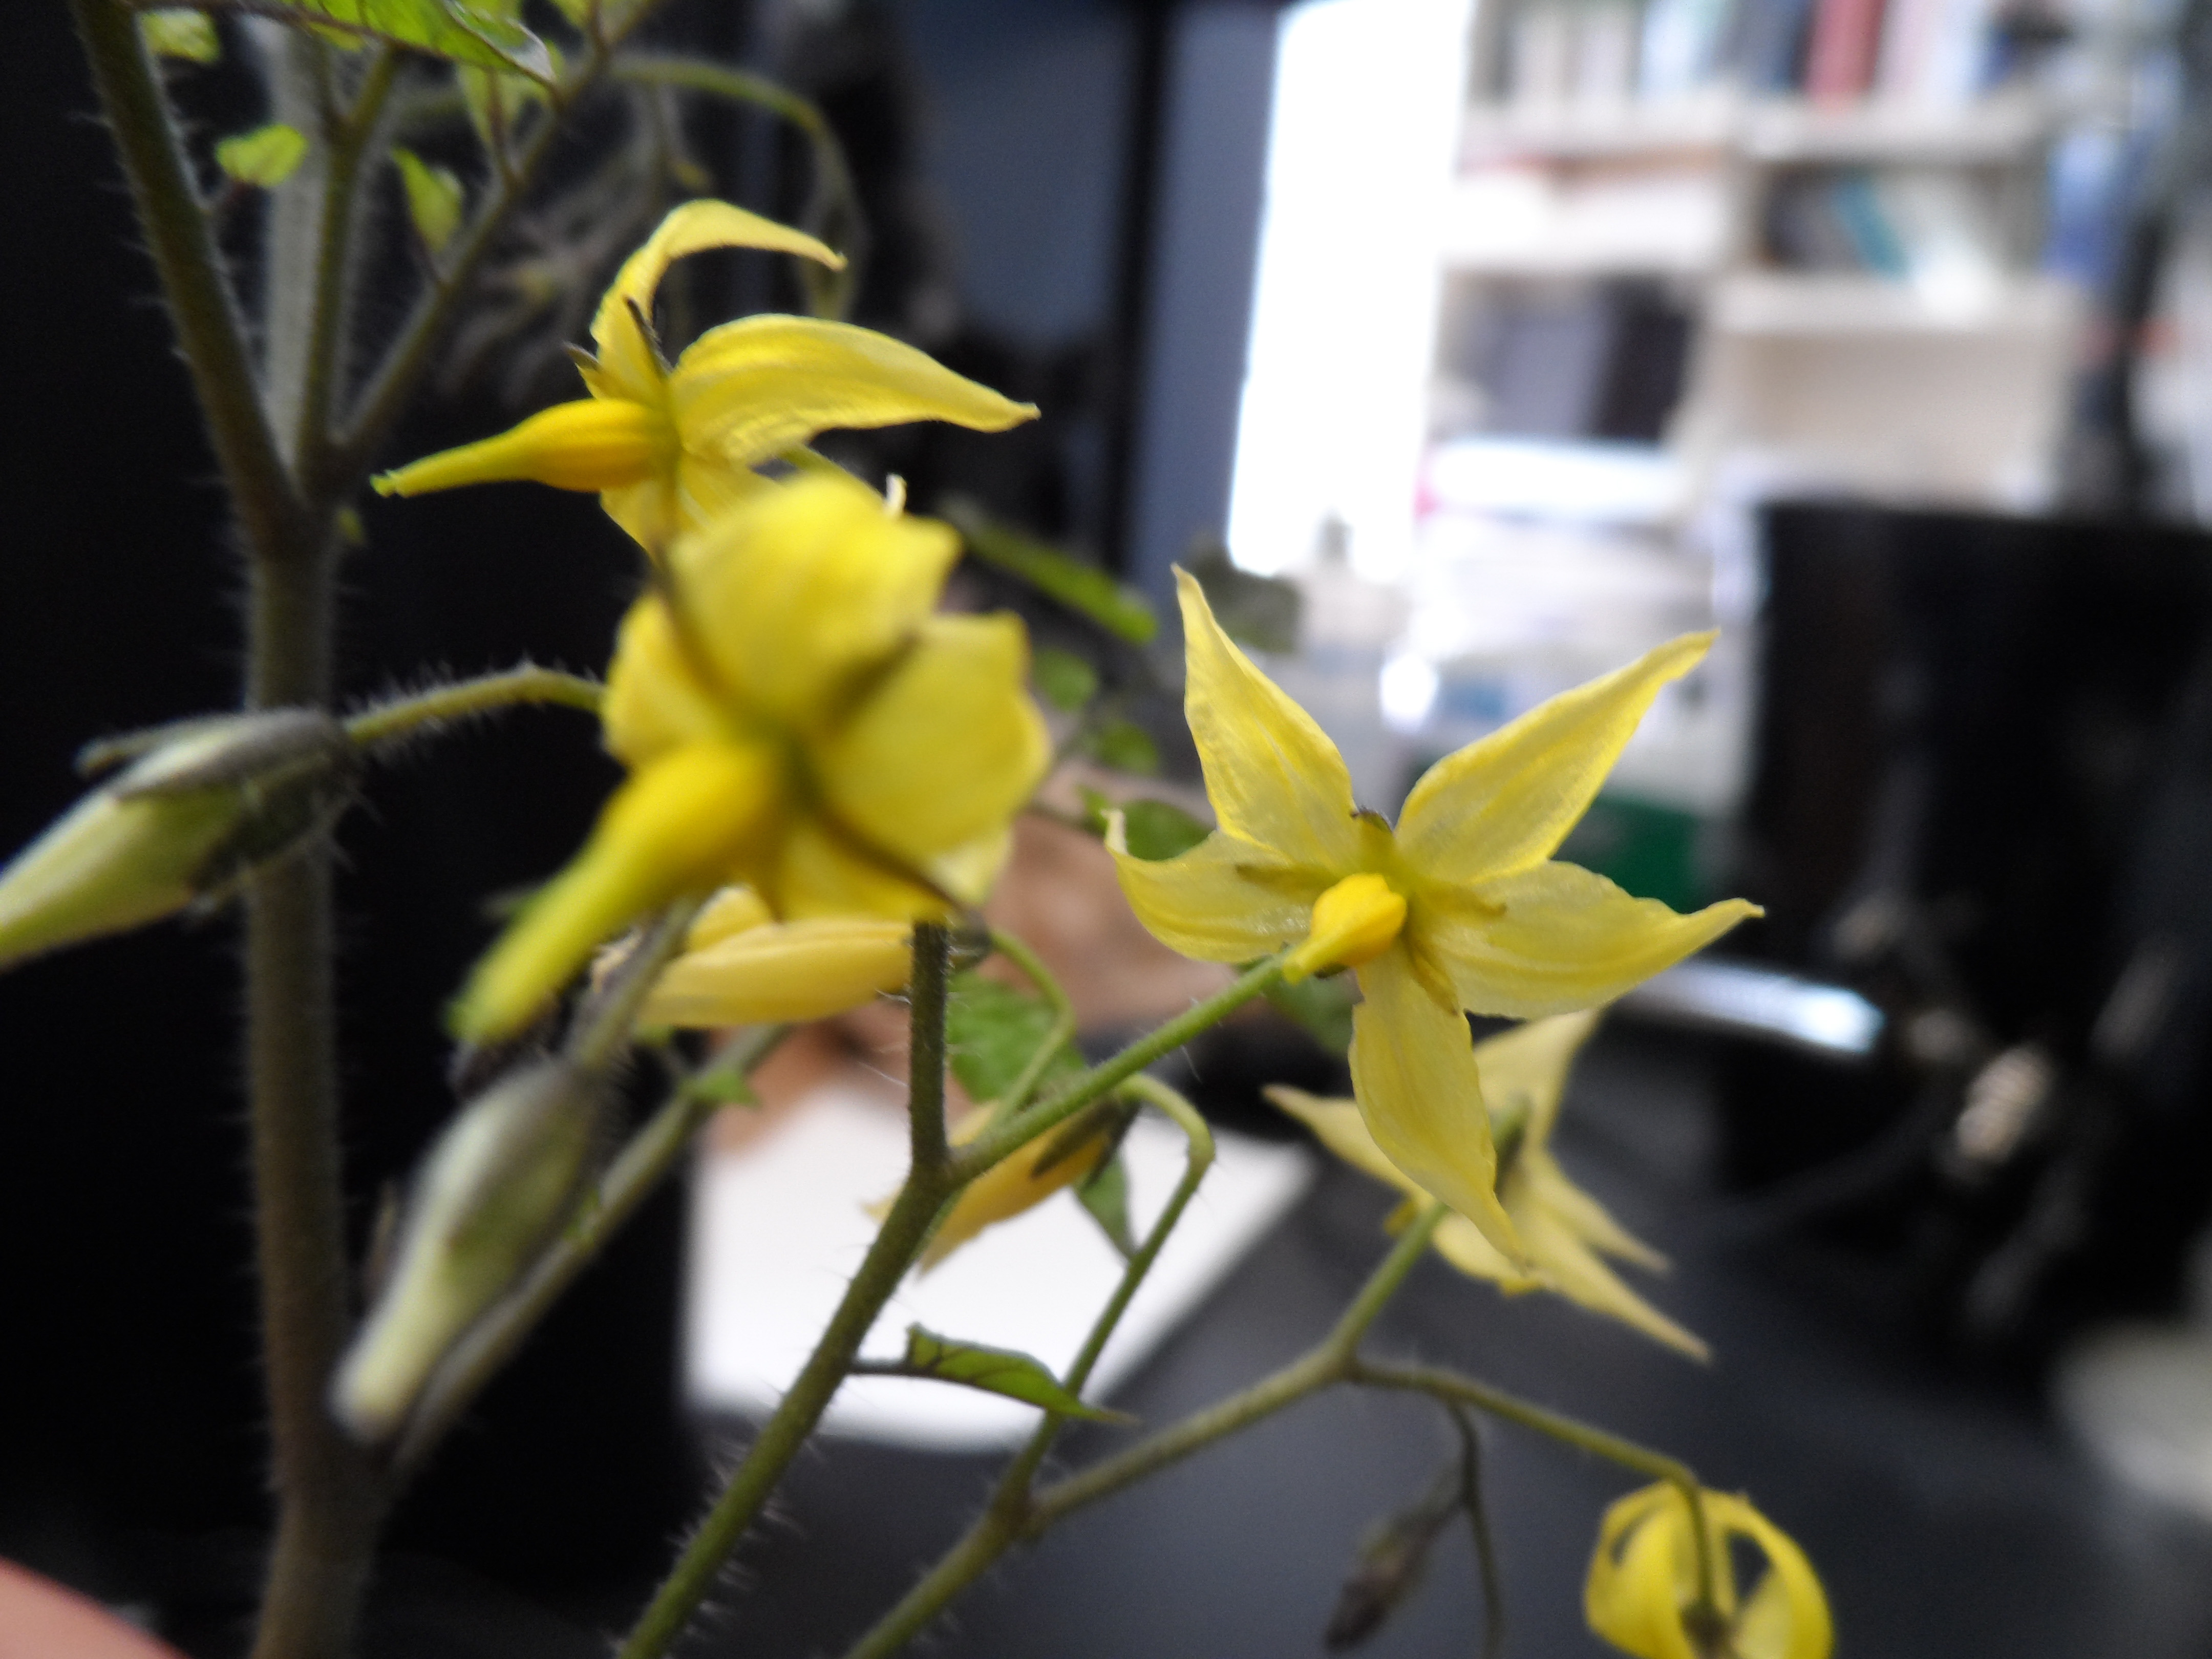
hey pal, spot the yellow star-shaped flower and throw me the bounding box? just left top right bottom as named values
left=374, top=200, right=1037, bottom=555
left=1115, top=571, right=1757, bottom=1259
left=454, top=472, right=1049, bottom=1041
left=1268, top=1010, right=1705, bottom=1358
left=1586, top=1482, right=1832, bottom=1659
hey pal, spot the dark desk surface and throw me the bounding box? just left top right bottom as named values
left=656, top=1027, right=2212, bottom=1659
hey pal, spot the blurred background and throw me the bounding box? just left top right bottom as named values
left=13, top=0, right=2212, bottom=1653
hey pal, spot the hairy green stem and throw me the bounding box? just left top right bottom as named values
left=955, top=953, right=1287, bottom=1179
left=614, top=927, right=963, bottom=1659
left=69, top=0, right=310, bottom=567
left=395, top=1023, right=788, bottom=1476
left=344, top=665, right=604, bottom=750
left=838, top=1077, right=1217, bottom=1659
left=1345, top=1360, right=1719, bottom=1619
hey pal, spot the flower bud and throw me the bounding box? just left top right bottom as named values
left=331, top=1058, right=607, bottom=1444
left=0, top=711, right=353, bottom=972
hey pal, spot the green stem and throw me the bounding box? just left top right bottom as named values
left=955, top=953, right=1287, bottom=1180
left=394, top=1024, right=788, bottom=1476
left=1345, top=1359, right=1719, bottom=1619
left=1018, top=1204, right=1446, bottom=1536
left=837, top=1077, right=1217, bottom=1659
left=568, top=898, right=703, bottom=1072
left=987, top=927, right=1076, bottom=1114
left=614, top=926, right=965, bottom=1659
left=344, top=665, right=604, bottom=750
left=69, top=0, right=309, bottom=567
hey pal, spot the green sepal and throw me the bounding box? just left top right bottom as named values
left=943, top=497, right=1158, bottom=645
left=886, top=1325, right=1132, bottom=1423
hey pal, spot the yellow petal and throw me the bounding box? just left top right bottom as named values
left=591, top=200, right=844, bottom=400
left=1472, top=1008, right=1602, bottom=1145
left=1397, top=633, right=1715, bottom=883
left=924, top=825, right=1015, bottom=909
left=771, top=814, right=953, bottom=923
left=1285, top=871, right=1407, bottom=981
left=1264, top=1085, right=1426, bottom=1199
left=639, top=916, right=911, bottom=1026
left=1586, top=1485, right=1705, bottom=1659
left=685, top=884, right=775, bottom=950
left=815, top=613, right=1049, bottom=868
left=1415, top=862, right=1758, bottom=1019
left=1515, top=1194, right=1708, bottom=1360
left=452, top=741, right=784, bottom=1041
left=601, top=595, right=732, bottom=768
left=1717, top=1495, right=1832, bottom=1659
left=1173, top=568, right=1362, bottom=870
left=671, top=314, right=1038, bottom=467
left=1110, top=830, right=1326, bottom=964
left=1524, top=1148, right=1669, bottom=1271
left=599, top=446, right=778, bottom=557
left=669, top=472, right=960, bottom=725
left=1348, top=944, right=1522, bottom=1263
left=920, top=1108, right=1112, bottom=1271
left=374, top=399, right=669, bottom=497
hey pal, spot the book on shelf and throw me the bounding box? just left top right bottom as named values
left=1804, top=0, right=1888, bottom=100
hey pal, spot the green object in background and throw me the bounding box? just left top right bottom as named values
left=1556, top=793, right=1707, bottom=914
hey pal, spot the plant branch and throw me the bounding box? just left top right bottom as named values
left=987, top=927, right=1076, bottom=1114
left=907, top=923, right=953, bottom=1173
left=395, top=1023, right=788, bottom=1477
left=69, top=0, right=311, bottom=566
left=344, top=664, right=603, bottom=749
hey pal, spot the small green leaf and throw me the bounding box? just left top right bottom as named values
left=679, top=1063, right=757, bottom=1109
left=1084, top=717, right=1159, bottom=776
left=390, top=145, right=463, bottom=252
left=1184, top=539, right=1302, bottom=655
left=140, top=10, right=221, bottom=61
left=893, top=1326, right=1131, bottom=1422
left=1076, top=1153, right=1137, bottom=1260
left=1266, top=972, right=1357, bottom=1056
left=217, top=123, right=309, bottom=187
left=946, top=972, right=1080, bottom=1104
left=1031, top=646, right=1099, bottom=713
left=206, top=1, right=556, bottom=80
left=943, top=497, right=1158, bottom=645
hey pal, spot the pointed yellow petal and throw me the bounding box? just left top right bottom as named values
left=924, top=825, right=1015, bottom=909
left=920, top=1110, right=1113, bottom=1270
left=771, top=814, right=954, bottom=923
left=1348, top=944, right=1522, bottom=1263
left=1523, top=1149, right=1669, bottom=1271
left=1415, top=862, right=1758, bottom=1019
left=599, top=447, right=779, bottom=556
left=1515, top=1196, right=1708, bottom=1359
left=1586, top=1486, right=1706, bottom=1659
left=670, top=315, right=1038, bottom=468
left=1285, top=871, right=1407, bottom=981
left=668, top=472, right=960, bottom=725
left=686, top=884, right=774, bottom=950
left=1430, top=1213, right=1541, bottom=1288
left=601, top=596, right=730, bottom=768
left=1719, top=1496, right=1832, bottom=1659
left=1173, top=568, right=1362, bottom=869
left=1472, top=1008, right=1602, bottom=1145
left=1264, top=1085, right=1426, bottom=1198
left=451, top=741, right=784, bottom=1041
left=1398, top=633, right=1715, bottom=882
left=815, top=613, right=1049, bottom=869
left=591, top=201, right=845, bottom=398
left=374, top=399, right=669, bottom=497
left=1110, top=830, right=1326, bottom=964
left=639, top=916, right=911, bottom=1026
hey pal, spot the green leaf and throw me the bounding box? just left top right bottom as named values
left=946, top=972, right=1080, bottom=1104
left=1031, top=646, right=1099, bottom=713
left=1265, top=972, right=1357, bottom=1056
left=1077, top=786, right=1211, bottom=861
left=891, top=1326, right=1131, bottom=1422
left=1084, top=717, right=1159, bottom=776
left=203, top=1, right=556, bottom=80
left=943, top=497, right=1158, bottom=645
left=1184, top=539, right=1302, bottom=655
left=1076, top=1153, right=1137, bottom=1260
left=216, top=123, right=309, bottom=187
left=390, top=145, right=463, bottom=252
left=140, top=10, right=221, bottom=60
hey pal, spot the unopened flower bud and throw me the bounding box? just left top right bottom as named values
left=332, top=1058, right=607, bottom=1444
left=0, top=710, right=353, bottom=972
left=1325, top=1467, right=1461, bottom=1650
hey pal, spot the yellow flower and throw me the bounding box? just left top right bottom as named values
left=1268, top=1010, right=1705, bottom=1358
left=453, top=473, right=1050, bottom=1041
left=634, top=884, right=912, bottom=1027
left=1115, top=571, right=1757, bottom=1261
left=1586, top=1482, right=1832, bottom=1659
left=373, top=199, right=1038, bottom=554
left=914, top=1104, right=1115, bottom=1271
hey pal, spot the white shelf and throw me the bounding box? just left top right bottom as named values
left=1459, top=91, right=2050, bottom=167
left=1706, top=271, right=2079, bottom=336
